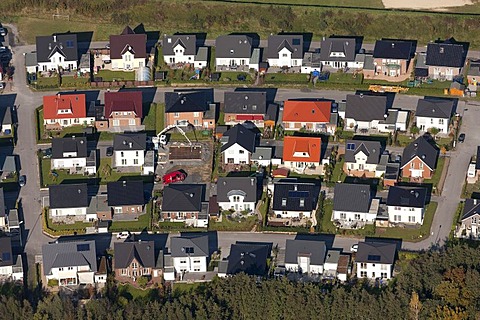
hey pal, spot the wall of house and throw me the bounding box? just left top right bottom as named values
left=166, top=111, right=206, bottom=128
left=114, top=149, right=144, bottom=167
left=44, top=117, right=95, bottom=128
left=172, top=256, right=207, bottom=273
left=163, top=54, right=195, bottom=65
left=428, top=66, right=460, bottom=81
left=185, top=217, right=208, bottom=228
left=1, top=123, right=12, bottom=133
left=163, top=211, right=199, bottom=222
left=111, top=52, right=145, bottom=70
left=283, top=121, right=335, bottom=134
left=224, top=113, right=265, bottom=128
left=113, top=205, right=143, bottom=214
left=48, top=264, right=95, bottom=285
left=344, top=118, right=377, bottom=130
left=51, top=157, right=87, bottom=169
left=0, top=265, right=13, bottom=276
left=109, top=111, right=141, bottom=127
left=284, top=160, right=321, bottom=173
left=415, top=116, right=449, bottom=133
left=402, top=157, right=433, bottom=179
left=223, top=144, right=251, bottom=164
left=114, top=260, right=154, bottom=281
left=373, top=58, right=408, bottom=76
left=218, top=199, right=255, bottom=212
left=332, top=209, right=376, bottom=223
left=285, top=262, right=323, bottom=274
left=356, top=262, right=392, bottom=279
left=273, top=209, right=314, bottom=219
left=50, top=207, right=87, bottom=217
left=216, top=58, right=250, bottom=68
left=387, top=205, right=424, bottom=224
left=38, top=54, right=78, bottom=72
left=344, top=162, right=380, bottom=176
left=301, top=65, right=321, bottom=74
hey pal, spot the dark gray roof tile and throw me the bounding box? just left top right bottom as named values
left=426, top=38, right=466, bottom=68
left=401, top=135, right=439, bottom=170
left=272, top=179, right=317, bottom=212
left=267, top=35, right=304, bottom=59
left=333, top=183, right=371, bottom=213
left=163, top=34, right=197, bottom=56
left=36, top=34, right=78, bottom=63
left=345, top=94, right=387, bottom=121
left=373, top=40, right=413, bottom=60
left=49, top=184, right=88, bottom=209
left=107, top=181, right=144, bottom=206
left=114, top=241, right=156, bottom=269
left=415, top=98, right=455, bottom=119
left=320, top=37, right=356, bottom=62
left=224, top=91, right=267, bottom=114
left=215, top=35, right=253, bottom=59
left=217, top=177, right=258, bottom=203
left=113, top=133, right=146, bottom=151
left=386, top=186, right=427, bottom=208
left=51, top=137, right=87, bottom=159
left=220, top=124, right=256, bottom=153
left=162, top=184, right=204, bottom=212
left=170, top=233, right=209, bottom=258
left=344, top=140, right=382, bottom=165
left=42, top=240, right=97, bottom=275
left=284, top=239, right=326, bottom=265
left=355, top=241, right=396, bottom=264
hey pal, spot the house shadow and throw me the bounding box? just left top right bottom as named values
left=364, top=236, right=403, bottom=253
left=471, top=192, right=480, bottom=200
left=329, top=35, right=364, bottom=54
left=294, top=233, right=335, bottom=250
left=58, top=90, right=100, bottom=107
left=0, top=93, right=16, bottom=109
left=55, top=31, right=94, bottom=56
left=119, top=86, right=158, bottom=106
left=355, top=90, right=396, bottom=109
left=133, top=23, right=160, bottom=50
left=343, top=176, right=380, bottom=194
left=351, top=134, right=388, bottom=149
left=234, top=87, right=278, bottom=103
left=228, top=32, right=260, bottom=48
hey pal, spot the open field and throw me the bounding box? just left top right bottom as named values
left=225, top=0, right=384, bottom=6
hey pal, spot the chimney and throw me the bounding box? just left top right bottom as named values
left=391, top=42, right=395, bottom=48
left=53, top=35, right=57, bottom=42
left=48, top=43, right=51, bottom=50
left=251, top=178, right=255, bottom=186
left=128, top=142, right=133, bottom=148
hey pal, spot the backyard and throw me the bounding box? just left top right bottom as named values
left=96, top=70, right=135, bottom=81
left=208, top=212, right=258, bottom=231
left=40, top=156, right=91, bottom=187
left=142, top=103, right=165, bottom=134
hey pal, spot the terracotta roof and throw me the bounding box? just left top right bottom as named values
left=109, top=26, right=147, bottom=60
left=43, top=94, right=87, bottom=119
left=283, top=100, right=331, bottom=123
left=283, top=136, right=322, bottom=162
left=104, top=91, right=143, bottom=118
left=272, top=167, right=289, bottom=177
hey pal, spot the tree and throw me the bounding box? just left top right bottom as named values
left=136, top=276, right=149, bottom=288
left=429, top=127, right=440, bottom=139
left=411, top=125, right=420, bottom=137
left=409, top=292, right=422, bottom=320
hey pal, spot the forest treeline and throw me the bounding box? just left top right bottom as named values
left=1, top=243, right=480, bottom=320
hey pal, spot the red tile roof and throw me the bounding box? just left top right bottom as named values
left=282, top=100, right=331, bottom=123
left=104, top=91, right=143, bottom=118
left=43, top=94, right=87, bottom=119
left=272, top=167, right=289, bottom=178
left=283, top=136, right=322, bottom=163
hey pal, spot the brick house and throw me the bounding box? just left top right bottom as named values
left=164, top=90, right=216, bottom=129
left=282, top=100, right=336, bottom=134
left=223, top=91, right=277, bottom=128
left=107, top=180, right=144, bottom=214
left=96, top=91, right=143, bottom=131
left=161, top=184, right=208, bottom=228
left=114, top=240, right=162, bottom=283
left=400, top=135, right=439, bottom=179
left=368, top=39, right=414, bottom=78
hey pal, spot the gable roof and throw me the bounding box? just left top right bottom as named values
left=386, top=186, right=427, bottom=208
left=272, top=179, right=317, bottom=212
left=0, top=237, right=13, bottom=267
left=107, top=180, right=144, bottom=206
left=401, top=135, right=439, bottom=170
left=104, top=91, right=143, bottom=118
left=345, top=94, right=387, bottom=121
left=476, top=146, right=480, bottom=170
left=344, top=140, right=382, bottom=165
left=220, top=124, right=256, bottom=153
left=51, top=137, right=87, bottom=159
left=462, top=198, right=480, bottom=221
left=0, top=106, right=12, bottom=126
left=49, top=184, right=88, bottom=209
left=36, top=34, right=78, bottom=63
left=170, top=233, right=209, bottom=258
left=43, top=94, right=87, bottom=120
left=267, top=35, right=304, bottom=59
left=426, top=38, right=466, bottom=68
left=42, top=240, right=97, bottom=275
left=283, top=100, right=331, bottom=123
left=284, top=239, right=326, bottom=266
left=162, top=184, right=204, bottom=212
left=224, top=91, right=267, bottom=115
left=415, top=98, right=455, bottom=119
left=333, top=183, right=371, bottom=213
left=113, top=133, right=146, bottom=151
left=373, top=39, right=413, bottom=60
left=215, top=35, right=253, bottom=59
left=109, top=26, right=147, bottom=60
left=356, top=242, right=396, bottom=265
left=217, top=177, right=258, bottom=203
left=469, top=61, right=480, bottom=77
left=0, top=188, right=4, bottom=218
left=320, top=37, right=356, bottom=62
left=165, top=91, right=209, bottom=113
left=225, top=241, right=271, bottom=276
left=114, top=241, right=156, bottom=269
left=283, top=136, right=322, bottom=163
left=163, top=34, right=197, bottom=56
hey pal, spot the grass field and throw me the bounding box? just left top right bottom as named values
left=224, top=0, right=384, bottom=6
left=97, top=70, right=135, bottom=81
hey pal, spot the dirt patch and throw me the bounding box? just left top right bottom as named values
left=169, top=145, right=203, bottom=160
left=382, top=0, right=472, bottom=9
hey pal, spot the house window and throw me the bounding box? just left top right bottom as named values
left=132, top=262, right=138, bottom=269
left=360, top=263, right=366, bottom=269
left=180, top=260, right=187, bottom=264
left=136, top=151, right=139, bottom=157
left=354, top=214, right=360, bottom=220
left=410, top=162, right=415, bottom=169
left=372, top=272, right=376, bottom=278
left=174, top=113, right=180, bottom=118
left=381, top=264, right=387, bottom=270
left=473, top=217, right=478, bottom=224
left=129, top=119, right=135, bottom=125
left=143, top=268, right=149, bottom=274
left=299, top=199, right=305, bottom=207
left=194, top=112, right=200, bottom=117
left=239, top=150, right=244, bottom=154
left=282, top=53, right=288, bottom=57
left=282, top=198, right=287, bottom=206
left=68, top=267, right=73, bottom=270
left=409, top=208, right=415, bottom=212
left=121, top=269, right=128, bottom=275
left=430, top=119, right=434, bottom=124
left=194, top=268, right=200, bottom=272
left=360, top=271, right=367, bottom=277
left=340, top=213, right=346, bottom=219
left=115, top=207, right=123, bottom=213
left=121, top=152, right=124, bottom=157
left=193, top=259, right=201, bottom=264
left=381, top=272, right=388, bottom=278
left=439, top=119, right=444, bottom=125
left=394, top=215, right=401, bottom=221
left=122, top=159, right=127, bottom=165
left=419, top=163, right=423, bottom=169
left=409, top=216, right=416, bottom=223
left=194, top=119, right=199, bottom=126
left=59, top=267, right=64, bottom=271
left=134, top=159, right=138, bottom=165
left=394, top=206, right=401, bottom=210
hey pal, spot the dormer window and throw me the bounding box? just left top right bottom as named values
left=299, top=199, right=305, bottom=207
left=252, top=105, right=257, bottom=111
left=243, top=105, right=247, bottom=110
left=230, top=49, right=234, bottom=54
left=282, top=198, right=287, bottom=206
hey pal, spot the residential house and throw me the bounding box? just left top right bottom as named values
left=344, top=94, right=388, bottom=130
left=88, top=194, right=112, bottom=221
left=301, top=51, right=322, bottom=74
left=43, top=93, right=95, bottom=129
left=99, top=91, right=143, bottom=131
left=0, top=237, right=23, bottom=282
left=109, top=26, right=147, bottom=71
left=467, top=59, right=480, bottom=89
left=220, top=124, right=256, bottom=165
left=114, top=240, right=162, bottom=283
left=344, top=140, right=385, bottom=178
left=162, top=184, right=208, bottom=227
left=284, top=239, right=326, bottom=274
left=107, top=180, right=144, bottom=214
left=170, top=233, right=209, bottom=274
left=164, top=90, right=216, bottom=129
left=48, top=184, right=95, bottom=222
left=415, top=52, right=429, bottom=79
left=162, top=34, right=208, bottom=69
left=215, top=35, right=258, bottom=71
left=460, top=198, right=480, bottom=239
left=356, top=241, right=396, bottom=279
left=378, top=109, right=409, bottom=133
left=223, top=91, right=276, bottom=128
left=415, top=98, right=455, bottom=134
left=217, top=177, right=258, bottom=213
left=218, top=241, right=272, bottom=277
left=0, top=106, right=12, bottom=134
left=282, top=136, right=326, bottom=174
left=282, top=100, right=337, bottom=134
left=426, top=38, right=467, bottom=81
left=266, top=34, right=304, bottom=68
left=400, top=135, right=439, bottom=179
left=113, top=133, right=146, bottom=168
left=42, top=240, right=105, bottom=286
left=0, top=189, right=5, bottom=231
left=332, top=183, right=379, bottom=225
left=51, top=137, right=96, bottom=175
left=272, top=178, right=318, bottom=219
left=320, top=37, right=360, bottom=70
left=370, top=39, right=413, bottom=77
left=36, top=34, right=78, bottom=71
left=386, top=186, right=428, bottom=225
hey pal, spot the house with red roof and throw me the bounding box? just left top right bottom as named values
left=283, top=136, right=328, bottom=174
left=43, top=93, right=94, bottom=129
left=96, top=91, right=143, bottom=131
left=282, top=100, right=337, bottom=134
left=109, top=26, right=147, bottom=71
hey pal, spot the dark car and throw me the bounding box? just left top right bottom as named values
left=459, top=133, right=466, bottom=143
left=106, top=147, right=114, bottom=156
left=18, top=175, right=26, bottom=187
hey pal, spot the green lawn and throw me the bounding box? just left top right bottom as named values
left=97, top=70, right=135, bottom=81
left=40, top=157, right=90, bottom=187
left=172, top=282, right=202, bottom=294
left=217, top=110, right=225, bottom=126
left=328, top=72, right=363, bottom=84
left=34, top=76, right=60, bottom=89
left=331, top=157, right=345, bottom=183
left=258, top=192, right=270, bottom=224
left=98, top=132, right=116, bottom=141
left=169, top=130, right=212, bottom=142
left=209, top=213, right=257, bottom=231
left=264, top=73, right=310, bottom=84
left=230, top=0, right=384, bottom=7
left=218, top=72, right=254, bottom=84
left=425, top=157, right=446, bottom=191
left=110, top=210, right=152, bottom=232
left=396, top=134, right=415, bottom=147
left=98, top=158, right=145, bottom=184
left=156, top=103, right=165, bottom=132
left=142, top=103, right=157, bottom=131
left=118, top=284, right=158, bottom=300
left=61, top=75, right=90, bottom=88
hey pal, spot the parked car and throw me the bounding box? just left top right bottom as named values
left=159, top=134, right=168, bottom=145
left=351, top=244, right=358, bottom=253
left=106, top=147, right=114, bottom=157
left=117, top=231, right=131, bottom=239
left=18, top=175, right=26, bottom=187
left=458, top=133, right=466, bottom=143
left=0, top=83, right=4, bottom=90
left=0, top=27, right=6, bottom=36
left=162, top=170, right=186, bottom=185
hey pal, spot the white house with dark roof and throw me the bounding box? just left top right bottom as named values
left=284, top=239, right=326, bottom=274
left=162, top=34, right=208, bottom=69
left=356, top=241, right=396, bottom=279
left=218, top=241, right=272, bottom=277
left=161, top=184, right=208, bottom=227
left=0, top=237, right=23, bottom=282
left=271, top=178, right=318, bottom=219
left=415, top=98, right=455, bottom=134
left=332, top=183, right=379, bottom=226
left=343, top=140, right=385, bottom=178
left=51, top=137, right=96, bottom=175
left=217, top=177, right=258, bottom=213
left=113, top=133, right=146, bottom=168
left=109, top=26, right=147, bottom=71
left=169, top=233, right=209, bottom=274
left=319, top=37, right=360, bottom=70
left=35, top=34, right=78, bottom=72
left=107, top=180, right=144, bottom=214
left=48, top=184, right=94, bottom=222
left=344, top=94, right=388, bottom=130
left=266, top=35, right=304, bottom=68
left=459, top=198, right=480, bottom=239
left=386, top=186, right=428, bottom=225
left=220, top=124, right=257, bottom=165
left=215, top=35, right=258, bottom=71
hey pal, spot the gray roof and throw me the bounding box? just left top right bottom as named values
left=0, top=106, right=12, bottom=126
left=415, top=98, right=454, bottom=119
left=416, top=52, right=428, bottom=69
left=252, top=146, right=273, bottom=162
left=284, top=239, right=326, bottom=266
left=333, top=183, right=371, bottom=213
left=0, top=189, right=4, bottom=218
left=272, top=179, right=317, bottom=212
left=2, top=156, right=16, bottom=173
left=221, top=124, right=256, bottom=153
left=267, top=35, right=304, bottom=59
left=344, top=140, right=382, bottom=165
left=386, top=186, right=427, bottom=208
left=36, top=34, right=78, bottom=63
left=51, top=137, right=87, bottom=159
left=215, top=35, right=253, bottom=59
left=426, top=39, right=466, bottom=68
left=356, top=241, right=396, bottom=265
left=87, top=195, right=109, bottom=215
left=225, top=241, right=271, bottom=276
left=401, top=135, right=439, bottom=170
left=224, top=91, right=267, bottom=114
left=302, top=52, right=322, bottom=68
left=0, top=237, right=13, bottom=267
left=49, top=184, right=88, bottom=209
left=165, top=91, right=209, bottom=113
left=373, top=40, right=412, bottom=60
left=462, top=198, right=480, bottom=220
left=114, top=241, right=156, bottom=269
left=42, top=240, right=97, bottom=275
left=162, top=184, right=204, bottom=212
left=113, top=133, right=146, bottom=151
left=163, top=34, right=197, bottom=56
left=170, top=233, right=209, bottom=258
left=25, top=52, right=37, bottom=67
left=217, top=177, right=258, bottom=203
left=363, top=54, right=375, bottom=70
left=107, top=180, right=144, bottom=206
left=79, top=53, right=90, bottom=69
left=345, top=94, right=387, bottom=121
left=196, top=47, right=208, bottom=62
left=379, top=109, right=398, bottom=125
left=469, top=62, right=480, bottom=77
left=320, top=37, right=356, bottom=62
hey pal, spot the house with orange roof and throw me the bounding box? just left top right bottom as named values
left=283, top=136, right=328, bottom=174
left=43, top=93, right=95, bottom=130
left=282, top=100, right=337, bottom=134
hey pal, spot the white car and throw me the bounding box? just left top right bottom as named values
left=0, top=28, right=6, bottom=36
left=351, top=244, right=358, bottom=253
left=159, top=134, right=168, bottom=145
left=117, top=231, right=131, bottom=239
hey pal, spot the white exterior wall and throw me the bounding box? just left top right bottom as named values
left=44, top=117, right=95, bottom=128
left=387, top=205, right=424, bottom=224
left=345, top=163, right=379, bottom=175
left=332, top=210, right=376, bottom=222
left=284, top=160, right=322, bottom=173
left=47, top=265, right=95, bottom=285
left=273, top=210, right=313, bottom=219
left=185, top=217, right=208, bottom=228
left=356, top=262, right=392, bottom=279
left=163, top=43, right=195, bottom=64
left=172, top=256, right=207, bottom=273
left=216, top=57, right=250, bottom=68
left=252, top=158, right=271, bottom=167
left=94, top=273, right=107, bottom=283
left=324, top=262, right=338, bottom=272
left=218, top=196, right=256, bottom=212
left=1, top=123, right=12, bottom=133
left=301, top=66, right=321, bottom=74
left=194, top=59, right=207, bottom=69
left=114, top=150, right=145, bottom=167
left=38, top=51, right=78, bottom=71
left=50, top=207, right=87, bottom=217
left=0, top=265, right=13, bottom=277
left=52, top=157, right=87, bottom=170
left=111, top=51, right=145, bottom=70
left=223, top=144, right=251, bottom=164
left=415, top=116, right=449, bottom=134
left=285, top=262, right=323, bottom=274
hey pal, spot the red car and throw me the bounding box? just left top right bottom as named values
left=162, top=171, right=186, bottom=185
